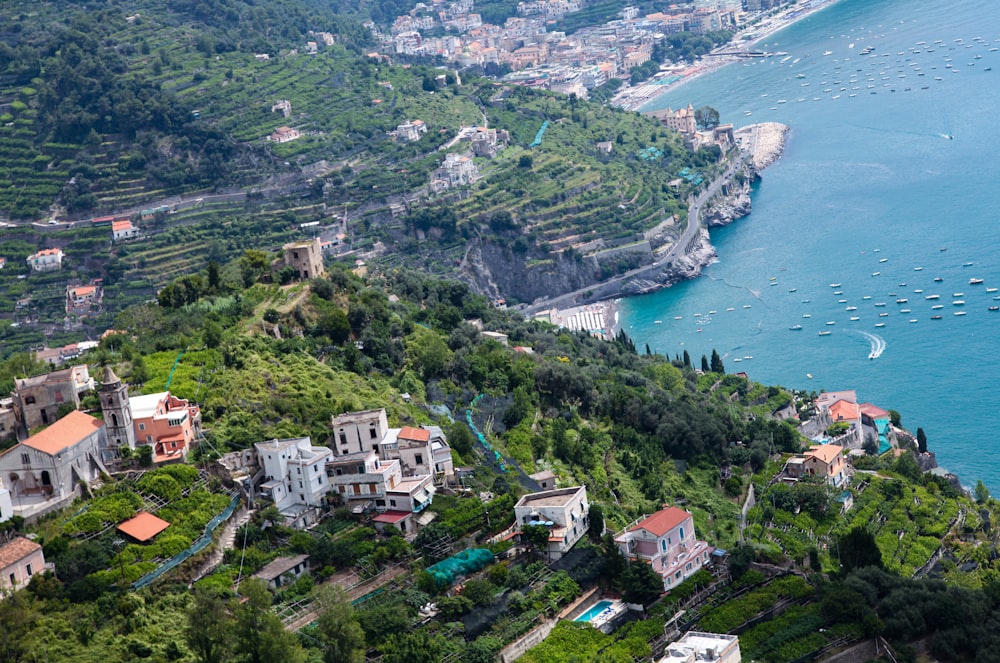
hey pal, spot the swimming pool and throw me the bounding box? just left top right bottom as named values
left=574, top=600, right=612, bottom=622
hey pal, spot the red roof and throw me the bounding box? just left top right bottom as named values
left=858, top=403, right=890, bottom=419
left=398, top=426, right=430, bottom=442
left=829, top=400, right=860, bottom=422
left=0, top=537, right=42, bottom=568
left=117, top=511, right=170, bottom=542
left=629, top=506, right=691, bottom=537
left=21, top=411, right=103, bottom=455
left=112, top=220, right=133, bottom=231
left=373, top=510, right=411, bottom=524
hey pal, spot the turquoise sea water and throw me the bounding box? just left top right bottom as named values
left=621, top=0, right=1000, bottom=490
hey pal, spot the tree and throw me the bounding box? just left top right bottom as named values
left=314, top=586, right=365, bottom=663
left=619, top=560, right=662, bottom=606
left=916, top=427, right=927, bottom=453
left=588, top=504, right=604, bottom=538
left=518, top=154, right=533, bottom=169
left=694, top=106, right=720, bottom=131
left=975, top=480, right=990, bottom=504
left=521, top=524, right=550, bottom=554
left=186, top=589, right=231, bottom=663
left=710, top=349, right=724, bottom=374
left=448, top=422, right=475, bottom=457
left=837, top=526, right=883, bottom=574
left=232, top=579, right=305, bottom=663
left=203, top=320, right=222, bottom=349
left=701, top=355, right=710, bottom=372
left=888, top=409, right=902, bottom=427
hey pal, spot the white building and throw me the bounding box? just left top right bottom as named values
left=514, top=486, right=589, bottom=560
left=615, top=507, right=712, bottom=591
left=327, top=450, right=401, bottom=512
left=112, top=219, right=139, bottom=242
left=331, top=409, right=388, bottom=456
left=396, top=119, right=427, bottom=141
left=658, top=632, right=741, bottom=663
left=26, top=248, right=63, bottom=272
left=256, top=437, right=333, bottom=528
left=330, top=409, right=453, bottom=483
left=0, top=411, right=109, bottom=520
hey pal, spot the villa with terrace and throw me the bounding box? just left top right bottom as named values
left=615, top=506, right=712, bottom=591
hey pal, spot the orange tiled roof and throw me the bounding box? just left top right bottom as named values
left=117, top=511, right=170, bottom=542
left=22, top=411, right=103, bottom=455
left=399, top=426, right=430, bottom=442
left=0, top=537, right=42, bottom=568
left=807, top=444, right=844, bottom=465
left=71, top=285, right=97, bottom=297
left=629, top=506, right=691, bottom=537
left=828, top=399, right=860, bottom=422
left=858, top=403, right=890, bottom=419
left=112, top=220, right=133, bottom=231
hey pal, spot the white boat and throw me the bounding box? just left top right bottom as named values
left=931, top=315, right=942, bottom=320
left=863, top=295, right=871, bottom=300
left=970, top=278, right=984, bottom=285
left=818, top=331, right=832, bottom=336
left=875, top=323, right=885, bottom=327
left=803, top=314, right=812, bottom=318
left=674, top=316, right=683, bottom=320
left=953, top=292, right=964, bottom=297
left=878, top=258, right=888, bottom=263
left=953, top=300, right=965, bottom=305
left=830, top=283, right=842, bottom=287
left=872, top=272, right=880, bottom=276
left=987, top=288, right=998, bottom=293
left=850, top=316, right=860, bottom=321
left=913, top=266, right=923, bottom=271
left=879, top=313, right=889, bottom=317
left=990, top=307, right=1000, bottom=311
left=909, top=319, right=918, bottom=323
left=846, top=306, right=858, bottom=311
left=838, top=299, right=847, bottom=303
left=654, top=320, right=662, bottom=324
left=896, top=298, right=908, bottom=303
left=826, top=321, right=836, bottom=326
left=875, top=302, right=887, bottom=307
left=925, top=294, right=939, bottom=299
left=931, top=304, right=944, bottom=310
left=743, top=304, right=752, bottom=309
left=914, top=289, right=923, bottom=293
left=955, top=311, right=967, bottom=316
left=789, top=324, right=803, bottom=330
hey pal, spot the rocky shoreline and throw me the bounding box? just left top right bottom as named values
left=521, top=123, right=788, bottom=321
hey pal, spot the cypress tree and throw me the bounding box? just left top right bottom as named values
left=701, top=355, right=710, bottom=372
left=710, top=349, right=724, bottom=373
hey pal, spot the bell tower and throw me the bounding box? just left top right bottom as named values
left=100, top=366, right=135, bottom=454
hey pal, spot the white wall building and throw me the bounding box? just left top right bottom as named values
left=331, top=409, right=389, bottom=456
left=256, top=437, right=333, bottom=528
left=514, top=486, right=589, bottom=560
left=26, top=248, right=63, bottom=272
left=658, top=632, right=741, bottom=663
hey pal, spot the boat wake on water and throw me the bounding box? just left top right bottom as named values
left=851, top=330, right=887, bottom=359
left=705, top=274, right=765, bottom=301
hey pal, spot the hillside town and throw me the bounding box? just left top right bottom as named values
left=368, top=0, right=801, bottom=101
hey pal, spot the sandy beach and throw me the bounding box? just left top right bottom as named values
left=619, top=0, right=848, bottom=112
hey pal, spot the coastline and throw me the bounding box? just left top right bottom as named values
left=625, top=0, right=848, bottom=114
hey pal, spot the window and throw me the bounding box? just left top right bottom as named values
left=390, top=499, right=397, bottom=507
left=679, top=527, right=685, bottom=541
left=376, top=499, right=386, bottom=507
left=138, top=423, right=145, bottom=431
left=296, top=467, right=301, bottom=474
left=25, top=564, right=32, bottom=576
left=335, top=468, right=343, bottom=476
left=8, top=573, right=13, bottom=585
left=661, top=539, right=667, bottom=552
left=369, top=425, right=378, bottom=439
left=24, top=396, right=35, bottom=405
left=415, top=453, right=423, bottom=466
left=298, top=481, right=303, bottom=488
left=339, top=432, right=347, bottom=445
left=299, top=494, right=304, bottom=501
left=20, top=453, right=29, bottom=465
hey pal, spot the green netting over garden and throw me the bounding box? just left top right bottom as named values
left=427, top=548, right=495, bottom=586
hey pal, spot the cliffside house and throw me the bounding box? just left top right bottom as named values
left=282, top=237, right=325, bottom=280
left=253, top=554, right=310, bottom=590
left=13, top=365, right=94, bottom=437
left=614, top=506, right=712, bottom=591
left=129, top=392, right=202, bottom=463
left=330, top=409, right=454, bottom=484
left=658, top=632, right=741, bottom=663
left=0, top=537, right=46, bottom=593
left=0, top=411, right=109, bottom=520
left=26, top=248, right=63, bottom=272
left=646, top=103, right=697, bottom=135
left=513, top=486, right=589, bottom=560
left=396, top=119, right=427, bottom=141
left=256, top=437, right=333, bottom=528
left=65, top=284, right=102, bottom=317
left=112, top=218, right=139, bottom=242
left=269, top=126, right=301, bottom=143
left=784, top=444, right=848, bottom=487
